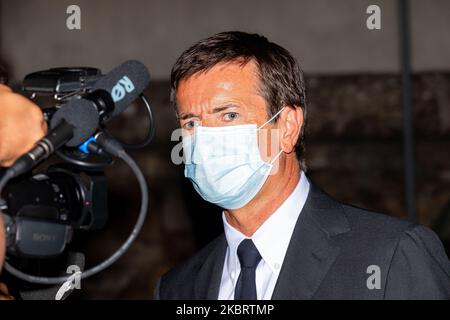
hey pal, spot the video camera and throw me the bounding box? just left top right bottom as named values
left=0, top=63, right=152, bottom=286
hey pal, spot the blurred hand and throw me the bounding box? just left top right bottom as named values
left=0, top=283, right=14, bottom=300
left=0, top=84, right=48, bottom=167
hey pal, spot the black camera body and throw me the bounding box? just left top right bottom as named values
left=0, top=61, right=151, bottom=295
left=1, top=67, right=109, bottom=259
left=2, top=165, right=107, bottom=258
left=22, top=67, right=101, bottom=95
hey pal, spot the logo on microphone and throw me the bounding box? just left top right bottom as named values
left=111, top=76, right=135, bottom=102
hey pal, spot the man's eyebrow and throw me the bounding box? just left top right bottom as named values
left=178, top=104, right=240, bottom=119
left=210, top=104, right=240, bottom=114
left=178, top=112, right=199, bottom=120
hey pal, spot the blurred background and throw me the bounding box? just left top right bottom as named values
left=0, top=0, right=449, bottom=298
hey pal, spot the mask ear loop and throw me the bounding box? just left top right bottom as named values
left=257, top=148, right=283, bottom=174
left=258, top=106, right=286, bottom=129
left=258, top=107, right=285, bottom=165
left=269, top=149, right=283, bottom=164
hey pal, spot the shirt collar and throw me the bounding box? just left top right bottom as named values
left=222, top=171, right=310, bottom=275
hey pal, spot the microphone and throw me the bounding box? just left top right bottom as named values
left=51, top=60, right=151, bottom=145
left=91, top=60, right=150, bottom=118
left=6, top=60, right=150, bottom=178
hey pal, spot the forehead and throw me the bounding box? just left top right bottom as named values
left=176, top=60, right=261, bottom=108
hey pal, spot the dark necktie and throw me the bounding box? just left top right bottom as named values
left=234, top=239, right=262, bottom=300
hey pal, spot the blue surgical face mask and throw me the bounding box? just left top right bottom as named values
left=182, top=108, right=284, bottom=210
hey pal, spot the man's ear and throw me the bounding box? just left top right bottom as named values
left=280, top=106, right=304, bottom=154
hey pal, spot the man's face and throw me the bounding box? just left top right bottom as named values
left=176, top=61, right=279, bottom=162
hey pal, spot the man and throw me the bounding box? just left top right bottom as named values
left=154, top=31, right=450, bottom=299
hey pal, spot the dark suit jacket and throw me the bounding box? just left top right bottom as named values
left=154, top=183, right=450, bottom=299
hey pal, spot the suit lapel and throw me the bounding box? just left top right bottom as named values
left=192, top=183, right=350, bottom=300
left=193, top=235, right=227, bottom=299
left=271, top=184, right=350, bottom=300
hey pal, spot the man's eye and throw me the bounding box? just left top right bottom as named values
left=183, top=120, right=198, bottom=129
left=223, top=112, right=238, bottom=121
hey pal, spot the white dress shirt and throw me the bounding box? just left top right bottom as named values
left=218, top=171, right=310, bottom=300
